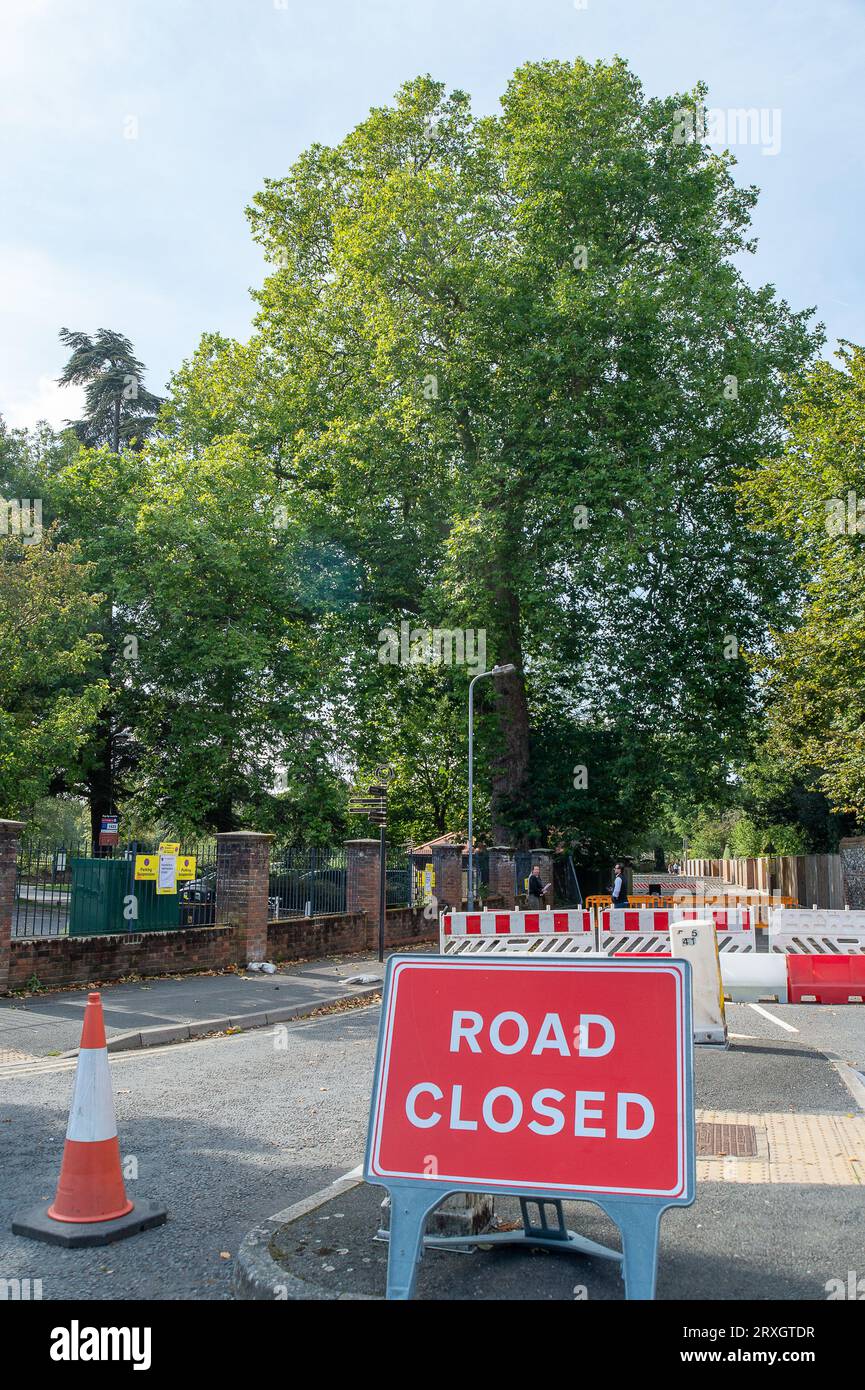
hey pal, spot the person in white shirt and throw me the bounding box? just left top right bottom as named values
left=610, top=863, right=629, bottom=909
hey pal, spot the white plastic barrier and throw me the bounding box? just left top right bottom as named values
left=440, top=909, right=596, bottom=955
left=768, top=908, right=865, bottom=955
left=720, top=952, right=788, bottom=1002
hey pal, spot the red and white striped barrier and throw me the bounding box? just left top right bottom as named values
left=599, top=907, right=755, bottom=957
left=440, top=909, right=594, bottom=954
left=600, top=908, right=752, bottom=933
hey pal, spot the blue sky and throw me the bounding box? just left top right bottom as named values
left=2, top=0, right=863, bottom=429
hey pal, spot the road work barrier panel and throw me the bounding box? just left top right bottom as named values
left=786, top=954, right=865, bottom=1004
left=440, top=909, right=595, bottom=955
left=599, top=907, right=755, bottom=957
left=365, top=954, right=695, bottom=1300
left=769, top=909, right=865, bottom=955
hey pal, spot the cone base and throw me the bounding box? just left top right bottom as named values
left=46, top=1197, right=134, bottom=1223
left=11, top=1198, right=167, bottom=1248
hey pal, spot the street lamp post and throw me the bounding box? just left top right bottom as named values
left=467, top=663, right=516, bottom=911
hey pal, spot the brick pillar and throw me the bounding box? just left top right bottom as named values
left=216, top=831, right=272, bottom=964
left=0, top=820, right=25, bottom=995
left=345, top=839, right=382, bottom=921
left=488, top=847, right=516, bottom=906
left=433, top=844, right=463, bottom=911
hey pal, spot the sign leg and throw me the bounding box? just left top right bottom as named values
left=384, top=1185, right=447, bottom=1300
left=600, top=1200, right=663, bottom=1300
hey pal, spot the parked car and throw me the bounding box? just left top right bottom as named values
left=180, top=867, right=216, bottom=925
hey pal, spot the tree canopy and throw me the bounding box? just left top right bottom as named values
left=4, top=58, right=847, bottom=866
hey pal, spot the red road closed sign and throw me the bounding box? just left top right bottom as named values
left=366, top=957, right=692, bottom=1200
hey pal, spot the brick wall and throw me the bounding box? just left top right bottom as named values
left=267, top=905, right=437, bottom=964
left=5, top=906, right=441, bottom=992
left=840, top=838, right=865, bottom=909
left=9, top=924, right=240, bottom=991
left=216, top=831, right=272, bottom=961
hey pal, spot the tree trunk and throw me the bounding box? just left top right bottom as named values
left=213, top=794, right=237, bottom=833
left=88, top=715, right=114, bottom=846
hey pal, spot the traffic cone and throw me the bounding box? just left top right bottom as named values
left=12, top=993, right=167, bottom=1248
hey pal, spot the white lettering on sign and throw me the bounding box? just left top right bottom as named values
left=450, top=1011, right=482, bottom=1052
left=405, top=1082, right=442, bottom=1127
left=575, top=1091, right=606, bottom=1137
left=528, top=1089, right=565, bottom=1135
left=404, top=1086, right=655, bottom=1139
left=449, top=1085, right=477, bottom=1131
left=449, top=1009, right=615, bottom=1057
left=531, top=1014, right=570, bottom=1056
left=618, top=1092, right=655, bottom=1139
left=578, top=1015, right=616, bottom=1057
left=489, top=1013, right=529, bottom=1054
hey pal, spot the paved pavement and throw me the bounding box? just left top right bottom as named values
left=264, top=1175, right=861, bottom=1301
left=0, top=955, right=386, bottom=1060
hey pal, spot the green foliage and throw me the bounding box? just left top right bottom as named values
left=238, top=59, right=819, bottom=850
left=3, top=61, right=826, bottom=858
left=737, top=343, right=865, bottom=821
left=727, top=816, right=809, bottom=857
left=58, top=328, right=163, bottom=453
left=0, top=528, right=107, bottom=817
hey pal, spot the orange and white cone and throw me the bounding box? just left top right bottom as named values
left=47, top=992, right=134, bottom=1223
left=11, top=992, right=167, bottom=1247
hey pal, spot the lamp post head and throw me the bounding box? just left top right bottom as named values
left=491, top=663, right=516, bottom=676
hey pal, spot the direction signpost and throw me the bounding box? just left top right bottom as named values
left=365, top=954, right=695, bottom=1299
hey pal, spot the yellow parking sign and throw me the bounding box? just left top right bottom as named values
left=158, top=841, right=180, bottom=856
left=176, top=855, right=197, bottom=881
left=134, top=854, right=157, bottom=881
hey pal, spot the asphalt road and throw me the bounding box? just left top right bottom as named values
left=0, top=1008, right=380, bottom=1300
left=728, top=999, right=865, bottom=1076
left=0, top=999, right=861, bottom=1302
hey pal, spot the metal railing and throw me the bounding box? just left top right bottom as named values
left=13, top=839, right=219, bottom=937
left=386, top=847, right=411, bottom=907
left=13, top=839, right=88, bottom=937
left=268, top=846, right=348, bottom=919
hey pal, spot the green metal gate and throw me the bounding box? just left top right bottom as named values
left=69, top=858, right=181, bottom=936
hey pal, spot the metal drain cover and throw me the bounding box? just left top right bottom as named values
left=696, top=1122, right=758, bottom=1158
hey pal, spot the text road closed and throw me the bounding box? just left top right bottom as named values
left=368, top=958, right=688, bottom=1198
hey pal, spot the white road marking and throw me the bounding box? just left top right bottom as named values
left=748, top=1002, right=799, bottom=1033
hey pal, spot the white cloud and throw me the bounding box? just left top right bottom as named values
left=3, top=375, right=84, bottom=432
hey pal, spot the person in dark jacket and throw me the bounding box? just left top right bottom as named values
left=527, top=864, right=549, bottom=910
left=610, top=863, right=629, bottom=909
